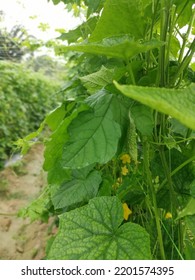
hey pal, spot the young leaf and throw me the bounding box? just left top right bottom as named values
left=47, top=196, right=151, bottom=260
left=80, top=65, right=126, bottom=93
left=114, top=82, right=195, bottom=130
left=62, top=92, right=121, bottom=168
left=58, top=17, right=98, bottom=43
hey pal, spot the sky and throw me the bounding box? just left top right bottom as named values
left=0, top=0, right=81, bottom=41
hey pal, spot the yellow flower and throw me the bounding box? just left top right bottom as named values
left=122, top=203, right=132, bottom=220
left=117, top=177, right=123, bottom=184
left=165, top=212, right=172, bottom=219
left=120, top=154, right=131, bottom=164
left=121, top=165, right=129, bottom=176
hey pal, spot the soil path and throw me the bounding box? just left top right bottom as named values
left=0, top=144, right=55, bottom=260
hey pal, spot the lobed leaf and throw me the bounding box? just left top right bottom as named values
left=47, top=196, right=151, bottom=260
left=51, top=168, right=102, bottom=209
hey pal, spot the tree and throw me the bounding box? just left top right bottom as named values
left=0, top=25, right=36, bottom=61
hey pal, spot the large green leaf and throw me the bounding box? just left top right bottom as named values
left=51, top=167, right=102, bottom=209
left=62, top=92, right=121, bottom=168
left=47, top=196, right=151, bottom=260
left=114, top=82, right=195, bottom=130
left=55, top=36, right=163, bottom=60
left=90, top=0, right=152, bottom=41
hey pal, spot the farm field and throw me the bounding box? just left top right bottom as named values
left=0, top=145, right=56, bottom=259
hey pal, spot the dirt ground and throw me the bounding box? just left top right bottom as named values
left=0, top=144, right=56, bottom=260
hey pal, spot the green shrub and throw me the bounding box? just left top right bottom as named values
left=0, top=61, right=61, bottom=166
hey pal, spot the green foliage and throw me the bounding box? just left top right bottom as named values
left=89, top=0, right=152, bottom=41
left=0, top=61, right=61, bottom=166
left=114, top=83, right=195, bottom=130
left=56, top=36, right=163, bottom=60
left=23, top=0, right=195, bottom=260
left=48, top=196, right=151, bottom=260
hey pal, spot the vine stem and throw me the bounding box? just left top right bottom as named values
left=142, top=137, right=166, bottom=260
left=159, top=155, right=195, bottom=190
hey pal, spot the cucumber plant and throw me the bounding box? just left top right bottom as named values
left=21, top=0, right=195, bottom=259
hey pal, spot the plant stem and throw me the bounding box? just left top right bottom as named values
left=178, top=9, right=195, bottom=63
left=159, top=147, right=177, bottom=214
left=159, top=155, right=195, bottom=189
left=142, top=137, right=166, bottom=259
left=172, top=38, right=195, bottom=86
left=156, top=0, right=170, bottom=87
left=147, top=0, right=160, bottom=70
left=126, top=61, right=136, bottom=85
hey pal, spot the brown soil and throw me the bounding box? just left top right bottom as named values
left=0, top=144, right=56, bottom=260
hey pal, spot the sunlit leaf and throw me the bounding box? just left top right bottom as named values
left=55, top=36, right=163, bottom=60
left=114, top=82, right=195, bottom=130
left=90, top=0, right=152, bottom=41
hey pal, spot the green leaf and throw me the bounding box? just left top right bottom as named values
left=97, top=176, right=113, bottom=197
left=80, top=65, right=126, bottom=93
left=190, top=180, right=195, bottom=198
left=114, top=82, right=195, bottom=130
left=90, top=0, right=152, bottom=41
left=56, top=36, right=163, bottom=60
left=18, top=187, right=51, bottom=222
left=59, top=17, right=98, bottom=43
left=131, top=104, right=154, bottom=136
left=177, top=198, right=195, bottom=219
left=47, top=196, right=151, bottom=260
left=62, top=92, right=121, bottom=168
left=43, top=104, right=88, bottom=185
left=51, top=167, right=102, bottom=209
left=45, top=104, right=66, bottom=131
left=185, top=215, right=195, bottom=236
left=85, top=0, right=104, bottom=17
left=50, top=0, right=61, bottom=4
left=174, top=0, right=195, bottom=28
